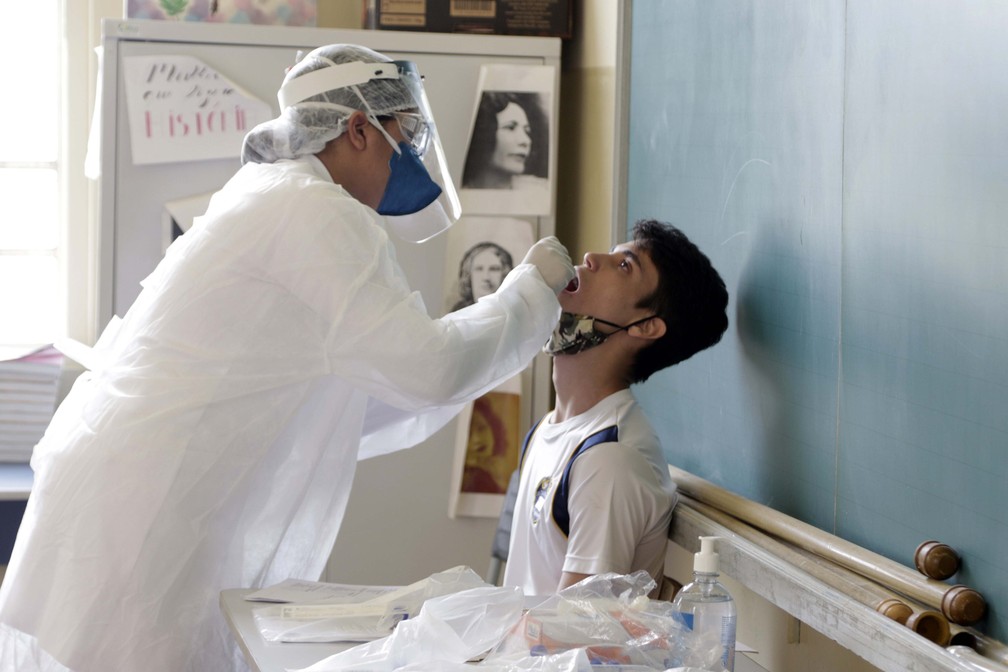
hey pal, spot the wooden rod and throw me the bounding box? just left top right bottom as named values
left=679, top=497, right=950, bottom=645
left=915, top=540, right=961, bottom=581
left=669, top=465, right=986, bottom=625
left=949, top=626, right=1008, bottom=666
left=679, top=498, right=908, bottom=620
left=947, top=645, right=1008, bottom=672
left=776, top=523, right=951, bottom=646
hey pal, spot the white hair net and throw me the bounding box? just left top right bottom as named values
left=242, top=44, right=415, bottom=164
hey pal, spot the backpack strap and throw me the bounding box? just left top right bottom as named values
left=552, top=425, right=619, bottom=538
left=518, top=414, right=548, bottom=473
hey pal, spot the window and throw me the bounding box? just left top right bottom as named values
left=0, top=1, right=63, bottom=351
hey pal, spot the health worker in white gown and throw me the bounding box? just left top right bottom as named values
left=0, top=44, right=573, bottom=672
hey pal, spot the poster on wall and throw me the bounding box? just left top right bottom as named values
left=444, top=216, right=535, bottom=518
left=448, top=375, right=523, bottom=519
left=122, top=55, right=273, bottom=165
left=459, top=64, right=555, bottom=217
left=441, top=216, right=536, bottom=315
left=126, top=0, right=317, bottom=26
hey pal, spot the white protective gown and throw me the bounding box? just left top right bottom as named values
left=0, top=156, right=559, bottom=672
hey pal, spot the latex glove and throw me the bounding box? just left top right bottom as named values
left=522, top=236, right=575, bottom=295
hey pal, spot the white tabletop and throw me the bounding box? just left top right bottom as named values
left=219, top=589, right=354, bottom=672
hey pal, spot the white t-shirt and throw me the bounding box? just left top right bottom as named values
left=503, top=389, right=677, bottom=595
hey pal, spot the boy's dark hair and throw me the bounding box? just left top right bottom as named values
left=629, top=219, right=729, bottom=383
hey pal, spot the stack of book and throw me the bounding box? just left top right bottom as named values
left=0, top=345, right=63, bottom=462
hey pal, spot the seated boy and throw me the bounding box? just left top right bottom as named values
left=503, top=219, right=729, bottom=595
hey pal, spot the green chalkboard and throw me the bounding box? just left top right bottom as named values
left=622, top=1, right=1007, bottom=640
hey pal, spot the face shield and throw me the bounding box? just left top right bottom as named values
left=277, top=59, right=461, bottom=243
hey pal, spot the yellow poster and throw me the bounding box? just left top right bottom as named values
left=461, top=391, right=521, bottom=495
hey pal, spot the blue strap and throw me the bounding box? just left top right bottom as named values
left=552, top=425, right=619, bottom=538
left=518, top=414, right=548, bottom=472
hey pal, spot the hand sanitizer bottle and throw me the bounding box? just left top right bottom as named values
left=671, top=536, right=737, bottom=671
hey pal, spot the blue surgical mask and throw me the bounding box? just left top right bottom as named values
left=376, top=141, right=443, bottom=216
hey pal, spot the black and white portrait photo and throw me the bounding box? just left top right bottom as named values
left=462, top=91, right=550, bottom=191
left=460, top=64, right=556, bottom=216
left=450, top=241, right=515, bottom=312
left=442, top=217, right=534, bottom=316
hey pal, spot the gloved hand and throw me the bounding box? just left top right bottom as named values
left=522, top=236, right=575, bottom=295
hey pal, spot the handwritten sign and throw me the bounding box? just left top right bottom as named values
left=123, top=55, right=273, bottom=165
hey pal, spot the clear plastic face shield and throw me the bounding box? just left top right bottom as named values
left=277, top=59, right=461, bottom=242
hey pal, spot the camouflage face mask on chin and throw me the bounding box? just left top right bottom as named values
left=543, top=311, right=656, bottom=356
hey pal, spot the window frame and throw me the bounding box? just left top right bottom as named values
left=63, top=1, right=112, bottom=348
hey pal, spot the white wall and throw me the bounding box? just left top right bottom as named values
left=325, top=423, right=499, bottom=586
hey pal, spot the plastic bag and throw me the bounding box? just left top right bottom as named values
left=255, top=565, right=488, bottom=643
left=292, top=569, right=725, bottom=672
left=252, top=600, right=408, bottom=643
left=396, top=649, right=594, bottom=671
left=292, top=584, right=524, bottom=671
left=487, top=571, right=695, bottom=670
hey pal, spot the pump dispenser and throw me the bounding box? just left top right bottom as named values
left=671, top=536, right=737, bottom=671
